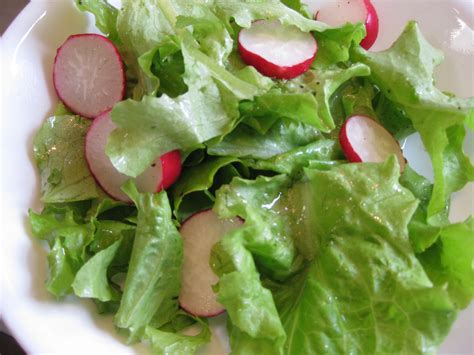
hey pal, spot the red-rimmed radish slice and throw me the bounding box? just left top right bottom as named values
left=85, top=110, right=182, bottom=202
left=339, top=115, right=406, bottom=172
left=53, top=34, right=125, bottom=119
left=238, top=20, right=317, bottom=80
left=314, top=0, right=379, bottom=49
left=179, top=210, right=243, bottom=317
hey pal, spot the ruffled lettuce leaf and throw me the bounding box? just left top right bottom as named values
left=214, top=157, right=458, bottom=354
left=352, top=21, right=474, bottom=220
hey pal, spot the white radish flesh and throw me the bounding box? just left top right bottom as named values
left=339, top=115, right=406, bottom=172
left=53, top=34, right=125, bottom=118
left=238, top=20, right=317, bottom=79
left=179, top=210, right=243, bottom=317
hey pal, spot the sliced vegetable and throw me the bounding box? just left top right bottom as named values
left=179, top=210, right=242, bottom=317
left=238, top=19, right=317, bottom=79
left=53, top=34, right=125, bottom=118
left=85, top=111, right=182, bottom=202
left=339, top=115, right=406, bottom=171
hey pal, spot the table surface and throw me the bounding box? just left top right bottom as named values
left=1, top=2, right=29, bottom=353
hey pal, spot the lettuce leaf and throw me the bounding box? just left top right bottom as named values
left=214, top=157, right=458, bottom=354
left=440, top=217, right=474, bottom=308
left=115, top=182, right=183, bottom=340
left=145, top=318, right=211, bottom=355
left=352, top=21, right=474, bottom=220
left=75, top=0, right=119, bottom=43
left=33, top=115, right=99, bottom=203
left=72, top=240, right=122, bottom=302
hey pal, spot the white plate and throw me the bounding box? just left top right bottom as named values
left=1, top=0, right=473, bottom=354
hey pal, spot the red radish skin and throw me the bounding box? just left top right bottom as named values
left=238, top=20, right=317, bottom=80
left=85, top=110, right=182, bottom=202
left=314, top=0, right=379, bottom=50
left=339, top=115, right=406, bottom=172
left=159, top=150, right=182, bottom=190
left=179, top=210, right=243, bottom=317
left=53, top=34, right=126, bottom=118
left=360, top=0, right=379, bottom=49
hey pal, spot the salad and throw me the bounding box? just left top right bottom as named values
left=28, top=0, right=474, bottom=354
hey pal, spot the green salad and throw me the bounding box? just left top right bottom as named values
left=29, top=0, right=474, bottom=354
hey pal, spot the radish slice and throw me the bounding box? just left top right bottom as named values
left=85, top=110, right=181, bottom=202
left=179, top=210, right=243, bottom=317
left=314, top=0, right=379, bottom=49
left=238, top=20, right=317, bottom=80
left=53, top=34, right=125, bottom=119
left=339, top=115, right=406, bottom=172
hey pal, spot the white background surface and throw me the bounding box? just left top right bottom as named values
left=1, top=0, right=473, bottom=354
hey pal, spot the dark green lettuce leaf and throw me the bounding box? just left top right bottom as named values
left=172, top=156, right=241, bottom=220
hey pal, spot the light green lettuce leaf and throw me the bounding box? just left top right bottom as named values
left=243, top=139, right=341, bottom=175
left=116, top=0, right=183, bottom=98
left=281, top=63, right=371, bottom=131
left=440, top=217, right=474, bottom=308
left=215, top=157, right=458, bottom=354
left=108, top=33, right=268, bottom=177
left=313, top=22, right=366, bottom=67
left=115, top=182, right=183, bottom=340
left=214, top=0, right=327, bottom=32
left=72, top=240, right=122, bottom=302
left=176, top=6, right=233, bottom=65
left=45, top=238, right=78, bottom=298
left=75, top=0, right=119, bottom=43
left=33, top=116, right=99, bottom=203
left=271, top=158, right=456, bottom=354
left=208, top=119, right=322, bottom=160
left=29, top=204, right=95, bottom=261
left=145, top=318, right=211, bottom=355
left=212, top=175, right=303, bottom=353
left=400, top=166, right=448, bottom=252
left=352, top=21, right=474, bottom=219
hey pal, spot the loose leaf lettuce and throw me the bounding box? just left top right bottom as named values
left=208, top=119, right=322, bottom=160
left=281, top=63, right=371, bottom=131
left=352, top=21, right=474, bottom=219
left=440, top=217, right=474, bottom=308
left=45, top=238, right=78, bottom=298
left=72, top=240, right=122, bottom=302
left=215, top=157, right=458, bottom=354
left=115, top=182, right=183, bottom=340
left=33, top=116, right=99, bottom=203
left=145, top=318, right=211, bottom=355
left=75, top=0, right=119, bottom=43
